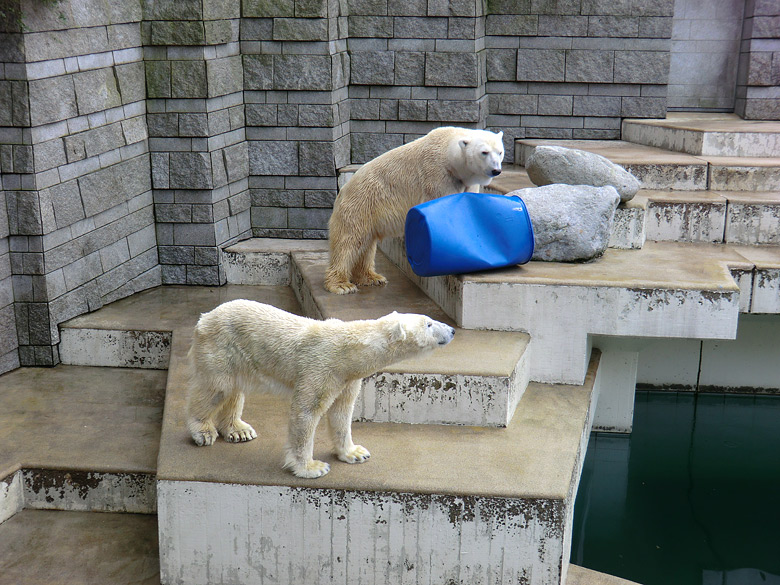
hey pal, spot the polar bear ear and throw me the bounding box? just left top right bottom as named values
left=458, top=139, right=470, bottom=151
left=389, top=320, right=407, bottom=342
left=497, top=131, right=504, bottom=140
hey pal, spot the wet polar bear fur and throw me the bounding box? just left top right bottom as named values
left=186, top=299, right=455, bottom=479
left=325, top=126, right=505, bottom=294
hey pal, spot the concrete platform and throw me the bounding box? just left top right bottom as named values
left=0, top=509, right=159, bottom=585
left=0, top=365, right=165, bottom=520
left=622, top=113, right=780, bottom=157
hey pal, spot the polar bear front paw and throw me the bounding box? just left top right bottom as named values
left=224, top=421, right=258, bottom=443
left=189, top=419, right=218, bottom=446
left=354, top=271, right=388, bottom=287
left=325, top=280, right=359, bottom=295
left=291, top=459, right=331, bottom=479
left=337, top=444, right=371, bottom=464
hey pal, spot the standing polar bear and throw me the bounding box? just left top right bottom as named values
left=186, top=299, right=455, bottom=479
left=325, top=126, right=505, bottom=294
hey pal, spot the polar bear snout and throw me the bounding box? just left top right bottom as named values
left=429, top=321, right=455, bottom=346
left=491, top=168, right=502, bottom=176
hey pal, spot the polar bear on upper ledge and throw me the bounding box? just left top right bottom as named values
left=325, top=126, right=505, bottom=294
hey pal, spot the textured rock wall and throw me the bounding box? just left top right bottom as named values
left=735, top=0, right=780, bottom=120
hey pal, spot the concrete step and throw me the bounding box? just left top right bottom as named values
left=515, top=139, right=780, bottom=192
left=0, top=509, right=160, bottom=585
left=157, top=343, right=602, bottom=585
left=490, top=167, right=780, bottom=248
left=0, top=365, right=164, bottom=521
left=381, top=237, right=780, bottom=385
left=621, top=114, right=780, bottom=158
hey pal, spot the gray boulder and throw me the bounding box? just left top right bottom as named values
left=526, top=145, right=640, bottom=202
left=512, top=184, right=621, bottom=262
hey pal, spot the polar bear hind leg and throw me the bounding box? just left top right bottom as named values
left=215, top=391, right=257, bottom=444
left=187, top=371, right=256, bottom=446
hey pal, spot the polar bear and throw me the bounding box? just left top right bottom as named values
left=325, top=126, right=505, bottom=294
left=186, top=300, right=455, bottom=479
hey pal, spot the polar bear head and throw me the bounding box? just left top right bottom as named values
left=454, top=129, right=505, bottom=187
left=382, top=312, right=455, bottom=351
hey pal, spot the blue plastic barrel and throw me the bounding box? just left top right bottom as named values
left=405, top=191, right=534, bottom=277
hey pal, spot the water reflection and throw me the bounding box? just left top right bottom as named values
left=572, top=392, right=780, bottom=585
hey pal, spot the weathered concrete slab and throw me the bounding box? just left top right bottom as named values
left=723, top=191, right=780, bottom=245
left=644, top=190, right=727, bottom=243
left=622, top=114, right=780, bottom=157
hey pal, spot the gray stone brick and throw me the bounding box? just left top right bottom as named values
left=638, top=16, right=672, bottom=38
left=194, top=246, right=220, bottom=265
left=487, top=48, right=517, bottom=81
left=288, top=207, right=331, bottom=230
left=394, top=17, right=448, bottom=38
left=74, top=68, right=122, bottom=116
left=538, top=95, right=573, bottom=115
left=394, top=51, right=425, bottom=85
left=224, top=142, right=249, bottom=183
left=85, top=124, right=126, bottom=158
left=171, top=60, right=208, bottom=99
left=243, top=54, right=274, bottom=90
left=192, top=204, right=215, bottom=223
left=304, top=190, right=337, bottom=207
left=33, top=139, right=66, bottom=173
left=150, top=21, right=206, bottom=45
left=379, top=99, right=399, bottom=120
left=207, top=56, right=244, bottom=97
left=28, top=76, right=78, bottom=126
left=147, top=113, right=179, bottom=137
left=574, top=95, right=621, bottom=116
left=621, top=96, right=666, bottom=117
left=273, top=18, right=329, bottom=41
left=347, top=0, right=387, bottom=16
left=156, top=203, right=193, bottom=223
left=6, top=191, right=42, bottom=235
left=539, top=15, right=588, bottom=36
left=299, top=104, right=336, bottom=127
left=493, top=93, right=537, bottom=114
left=249, top=141, right=299, bottom=175
left=349, top=16, right=393, bottom=37
left=173, top=222, right=217, bottom=246
left=251, top=189, right=304, bottom=207
left=614, top=51, right=669, bottom=84
left=47, top=180, right=85, bottom=228
left=273, top=55, right=332, bottom=90
left=517, top=48, right=565, bottom=81
left=116, top=62, right=146, bottom=104
left=179, top=113, right=209, bottom=136
left=122, top=116, right=149, bottom=145
left=145, top=61, right=172, bottom=98
left=246, top=104, right=277, bottom=126
left=278, top=105, right=298, bottom=126
left=127, top=224, right=157, bottom=257
left=351, top=51, right=395, bottom=85
left=151, top=153, right=170, bottom=189
left=161, top=264, right=186, bottom=284
left=187, top=265, right=222, bottom=285
left=565, top=50, right=614, bottom=83
left=580, top=0, right=632, bottom=16
left=299, top=141, right=335, bottom=176
left=588, top=16, right=638, bottom=38
left=78, top=155, right=152, bottom=217
left=398, top=99, right=427, bottom=120
left=425, top=52, right=480, bottom=87
left=99, top=239, right=131, bottom=272
left=486, top=14, right=537, bottom=36
left=169, top=152, right=214, bottom=190
left=427, top=99, right=481, bottom=122
left=251, top=206, right=288, bottom=228
left=350, top=132, right=403, bottom=163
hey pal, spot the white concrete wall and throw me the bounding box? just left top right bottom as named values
left=158, top=480, right=567, bottom=585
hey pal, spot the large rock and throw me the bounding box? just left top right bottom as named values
left=512, top=184, right=621, bottom=262
left=526, top=145, right=640, bottom=202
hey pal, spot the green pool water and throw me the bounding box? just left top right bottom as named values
left=572, top=391, right=780, bottom=585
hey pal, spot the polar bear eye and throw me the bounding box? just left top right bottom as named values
left=426, top=321, right=433, bottom=328
left=481, top=151, right=489, bottom=156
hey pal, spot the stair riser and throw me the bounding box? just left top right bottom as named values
left=359, top=352, right=529, bottom=427
left=645, top=202, right=726, bottom=243
left=59, top=328, right=171, bottom=369
left=609, top=207, right=645, bottom=249
left=0, top=472, right=22, bottom=525
left=0, top=469, right=156, bottom=521
left=709, top=166, right=780, bottom=192
left=158, top=480, right=567, bottom=585
left=751, top=270, right=780, bottom=314
left=725, top=204, right=780, bottom=245
left=621, top=162, right=708, bottom=191
left=222, top=249, right=291, bottom=286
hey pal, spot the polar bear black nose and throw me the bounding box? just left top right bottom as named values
left=491, top=169, right=502, bottom=176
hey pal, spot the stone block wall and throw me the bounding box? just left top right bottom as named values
left=144, top=0, right=251, bottom=285
left=1, top=0, right=159, bottom=369
left=243, top=0, right=350, bottom=240
left=735, top=0, right=780, bottom=119
left=486, top=0, right=673, bottom=160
